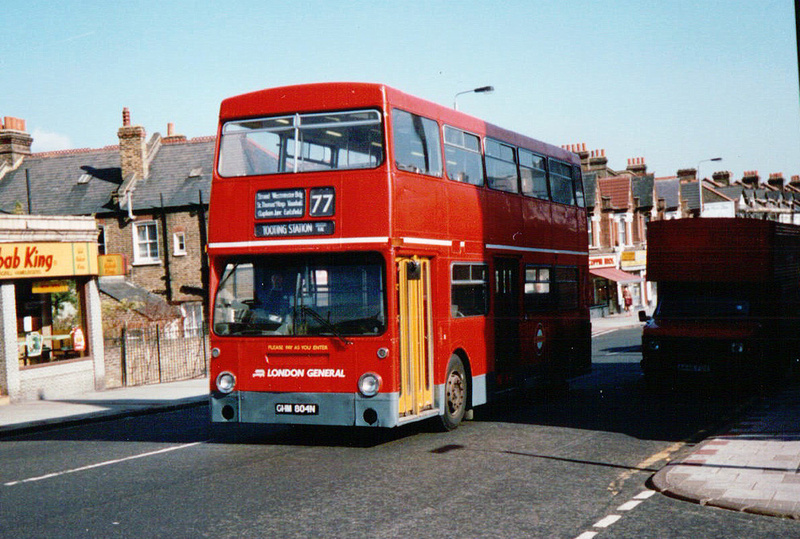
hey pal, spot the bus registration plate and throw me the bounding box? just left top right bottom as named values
left=276, top=403, right=319, bottom=415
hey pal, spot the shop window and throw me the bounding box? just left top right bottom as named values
left=133, top=221, right=159, bottom=264
left=16, top=279, right=89, bottom=366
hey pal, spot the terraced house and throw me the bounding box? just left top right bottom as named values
left=0, top=111, right=213, bottom=388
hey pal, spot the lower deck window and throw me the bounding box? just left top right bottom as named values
left=556, top=266, right=579, bottom=310
left=451, top=263, right=489, bottom=317
left=524, top=266, right=552, bottom=311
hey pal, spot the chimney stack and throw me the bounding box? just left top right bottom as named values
left=587, top=149, right=608, bottom=177
left=162, top=121, right=187, bottom=144
left=767, top=172, right=785, bottom=190
left=790, top=175, right=800, bottom=189
left=562, top=142, right=590, bottom=169
left=626, top=156, right=647, bottom=176
left=712, top=170, right=732, bottom=187
left=0, top=116, right=33, bottom=168
left=741, top=170, right=760, bottom=187
left=117, top=107, right=148, bottom=180
left=677, top=168, right=697, bottom=183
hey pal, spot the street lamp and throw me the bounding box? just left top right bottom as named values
left=453, top=85, right=494, bottom=110
left=698, top=157, right=722, bottom=214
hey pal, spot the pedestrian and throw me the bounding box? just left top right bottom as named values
left=622, top=286, right=632, bottom=314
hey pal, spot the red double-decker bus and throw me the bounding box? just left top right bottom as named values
left=208, top=82, right=590, bottom=430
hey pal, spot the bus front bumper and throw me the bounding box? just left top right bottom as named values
left=211, top=390, right=402, bottom=428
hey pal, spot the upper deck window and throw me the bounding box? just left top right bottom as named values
left=519, top=149, right=549, bottom=200
left=485, top=139, right=519, bottom=193
left=444, top=126, right=484, bottom=186
left=218, top=109, right=384, bottom=177
left=549, top=159, right=576, bottom=205
left=573, top=165, right=586, bottom=208
left=392, top=109, right=442, bottom=177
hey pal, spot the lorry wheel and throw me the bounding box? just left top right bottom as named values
left=439, top=355, right=467, bottom=431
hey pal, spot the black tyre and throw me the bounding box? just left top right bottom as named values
left=439, top=354, right=467, bottom=431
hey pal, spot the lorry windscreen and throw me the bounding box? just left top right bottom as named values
left=655, top=283, right=753, bottom=319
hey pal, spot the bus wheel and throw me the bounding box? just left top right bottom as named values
left=440, top=355, right=467, bottom=431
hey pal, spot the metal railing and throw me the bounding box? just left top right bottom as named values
left=118, top=322, right=209, bottom=386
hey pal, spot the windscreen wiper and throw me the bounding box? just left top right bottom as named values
left=299, top=306, right=353, bottom=346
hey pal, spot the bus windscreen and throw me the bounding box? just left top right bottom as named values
left=218, top=109, right=384, bottom=177
left=213, top=253, right=386, bottom=337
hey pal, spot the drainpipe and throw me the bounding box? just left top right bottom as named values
left=127, top=191, right=134, bottom=220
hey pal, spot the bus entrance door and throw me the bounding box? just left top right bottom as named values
left=397, top=257, right=434, bottom=420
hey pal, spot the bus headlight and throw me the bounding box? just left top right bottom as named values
left=216, top=371, right=236, bottom=394
left=358, top=372, right=382, bottom=397
left=731, top=342, right=745, bottom=354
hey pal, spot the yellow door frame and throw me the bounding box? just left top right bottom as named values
left=397, top=256, right=434, bottom=418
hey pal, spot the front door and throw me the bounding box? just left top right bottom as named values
left=397, top=256, right=434, bottom=419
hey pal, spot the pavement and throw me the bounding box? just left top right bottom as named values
left=1, top=314, right=798, bottom=520
left=652, top=387, right=800, bottom=520
left=0, top=377, right=208, bottom=436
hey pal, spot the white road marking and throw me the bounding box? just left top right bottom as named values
left=617, top=500, right=643, bottom=511
left=593, top=515, right=622, bottom=528
left=574, top=532, right=598, bottom=539
left=633, top=490, right=656, bottom=500
left=4, top=441, right=204, bottom=487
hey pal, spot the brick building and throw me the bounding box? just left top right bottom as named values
left=0, top=111, right=213, bottom=337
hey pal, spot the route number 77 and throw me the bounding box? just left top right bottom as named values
left=309, top=188, right=335, bottom=216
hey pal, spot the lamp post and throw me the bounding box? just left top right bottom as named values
left=697, top=157, right=722, bottom=215
left=453, top=85, right=494, bottom=110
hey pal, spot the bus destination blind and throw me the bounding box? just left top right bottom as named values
left=255, top=221, right=335, bottom=238
left=255, top=189, right=305, bottom=219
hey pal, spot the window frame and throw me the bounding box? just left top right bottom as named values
left=548, top=158, right=576, bottom=205
left=573, top=165, right=586, bottom=208
left=443, top=125, right=485, bottom=186
left=97, top=225, right=106, bottom=256
left=451, top=262, right=489, bottom=317
left=132, top=220, right=160, bottom=265
left=218, top=109, right=384, bottom=177
left=485, top=138, right=519, bottom=193
left=555, top=265, right=580, bottom=311
left=173, top=231, right=187, bottom=256
left=519, top=148, right=550, bottom=200
left=391, top=108, right=443, bottom=177
left=524, top=265, right=553, bottom=312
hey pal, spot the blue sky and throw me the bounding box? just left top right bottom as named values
left=3, top=0, right=798, bottom=181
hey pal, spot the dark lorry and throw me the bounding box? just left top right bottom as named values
left=640, top=218, right=800, bottom=386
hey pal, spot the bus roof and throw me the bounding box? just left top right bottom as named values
left=219, top=82, right=578, bottom=166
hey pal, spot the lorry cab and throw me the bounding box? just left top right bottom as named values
left=640, top=282, right=771, bottom=383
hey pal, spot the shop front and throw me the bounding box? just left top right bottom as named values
left=589, top=254, right=643, bottom=317
left=0, top=216, right=105, bottom=401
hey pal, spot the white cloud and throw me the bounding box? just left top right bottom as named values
left=30, top=129, right=72, bottom=153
